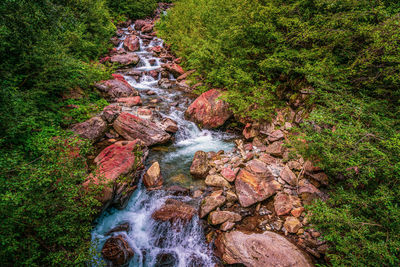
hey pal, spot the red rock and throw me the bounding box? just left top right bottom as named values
left=280, top=165, right=297, bottom=186
left=274, top=192, right=293, bottom=216
left=71, top=116, right=107, bottom=142
left=209, top=211, right=242, bottom=225
left=265, top=141, right=285, bottom=157
left=84, top=140, right=147, bottom=206
left=134, top=19, right=147, bottom=30
left=221, top=167, right=238, bottom=182
left=243, top=143, right=253, bottom=151
left=199, top=190, right=226, bottom=218
left=151, top=46, right=163, bottom=54
left=113, top=112, right=171, bottom=146
left=185, top=89, right=232, bottom=129
left=268, top=130, right=284, bottom=142
left=141, top=24, right=153, bottom=33
left=102, top=104, right=122, bottom=123
left=259, top=153, right=278, bottom=164
left=235, top=169, right=281, bottom=207
left=215, top=231, right=313, bottom=266
left=117, top=96, right=142, bottom=107
left=243, top=123, right=258, bottom=139
left=102, top=235, right=134, bottom=266
left=161, top=118, right=178, bottom=133
left=291, top=207, right=305, bottom=217
left=162, top=63, right=185, bottom=77
left=245, top=159, right=269, bottom=177
left=123, top=35, right=140, bottom=51
left=149, top=70, right=159, bottom=79
left=220, top=221, right=235, bottom=231
left=190, top=151, right=209, bottom=178
left=95, top=77, right=138, bottom=100
left=152, top=199, right=196, bottom=223
left=110, top=52, right=140, bottom=66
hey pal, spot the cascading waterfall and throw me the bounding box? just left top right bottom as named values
left=91, top=23, right=235, bottom=266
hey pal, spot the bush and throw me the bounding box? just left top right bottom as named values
left=158, top=0, right=400, bottom=265
left=0, top=132, right=103, bottom=266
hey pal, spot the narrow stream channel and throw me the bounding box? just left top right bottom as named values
left=91, top=21, right=235, bottom=266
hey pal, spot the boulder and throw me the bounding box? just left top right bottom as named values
left=110, top=52, right=140, bottom=66
left=185, top=89, right=232, bottom=129
left=71, top=116, right=107, bottom=142
left=152, top=199, right=196, bottom=223
left=268, top=129, right=284, bottom=142
left=95, top=77, right=138, bottom=100
left=235, top=169, right=281, bottom=207
left=123, top=35, right=140, bottom=51
left=199, top=190, right=226, bottom=218
left=101, top=235, right=134, bottom=266
left=265, top=141, right=285, bottom=157
left=141, top=24, right=153, bottom=33
left=113, top=112, right=171, bottom=146
left=205, top=175, right=231, bottom=188
left=215, top=231, right=313, bottom=266
left=84, top=140, right=147, bottom=208
left=134, top=19, right=147, bottom=30
left=220, top=221, right=235, bottom=231
left=161, top=118, right=178, bottom=133
left=190, top=151, right=209, bottom=178
left=280, top=165, right=297, bottom=186
left=116, top=96, right=142, bottom=107
left=143, top=161, right=162, bottom=190
left=102, top=104, right=122, bottom=123
left=162, top=63, right=184, bottom=77
left=209, top=211, right=242, bottom=225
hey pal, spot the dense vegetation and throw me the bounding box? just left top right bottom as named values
left=157, top=0, right=400, bottom=265
left=0, top=0, right=159, bottom=265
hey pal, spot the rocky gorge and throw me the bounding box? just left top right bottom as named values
left=69, top=3, right=331, bottom=266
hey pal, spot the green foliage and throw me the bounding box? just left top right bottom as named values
left=159, top=0, right=400, bottom=265
left=0, top=132, right=103, bottom=266
left=107, top=0, right=171, bottom=21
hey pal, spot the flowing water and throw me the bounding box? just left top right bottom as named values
left=91, top=23, right=235, bottom=266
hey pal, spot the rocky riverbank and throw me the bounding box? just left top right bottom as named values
left=69, top=3, right=329, bottom=266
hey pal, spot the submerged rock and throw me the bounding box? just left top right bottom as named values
left=215, top=230, right=313, bottom=266
left=102, top=235, right=134, bottom=266
left=152, top=199, right=196, bottom=223
left=143, top=161, right=163, bottom=190
left=113, top=112, right=171, bottom=146
left=185, top=89, right=232, bottom=129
